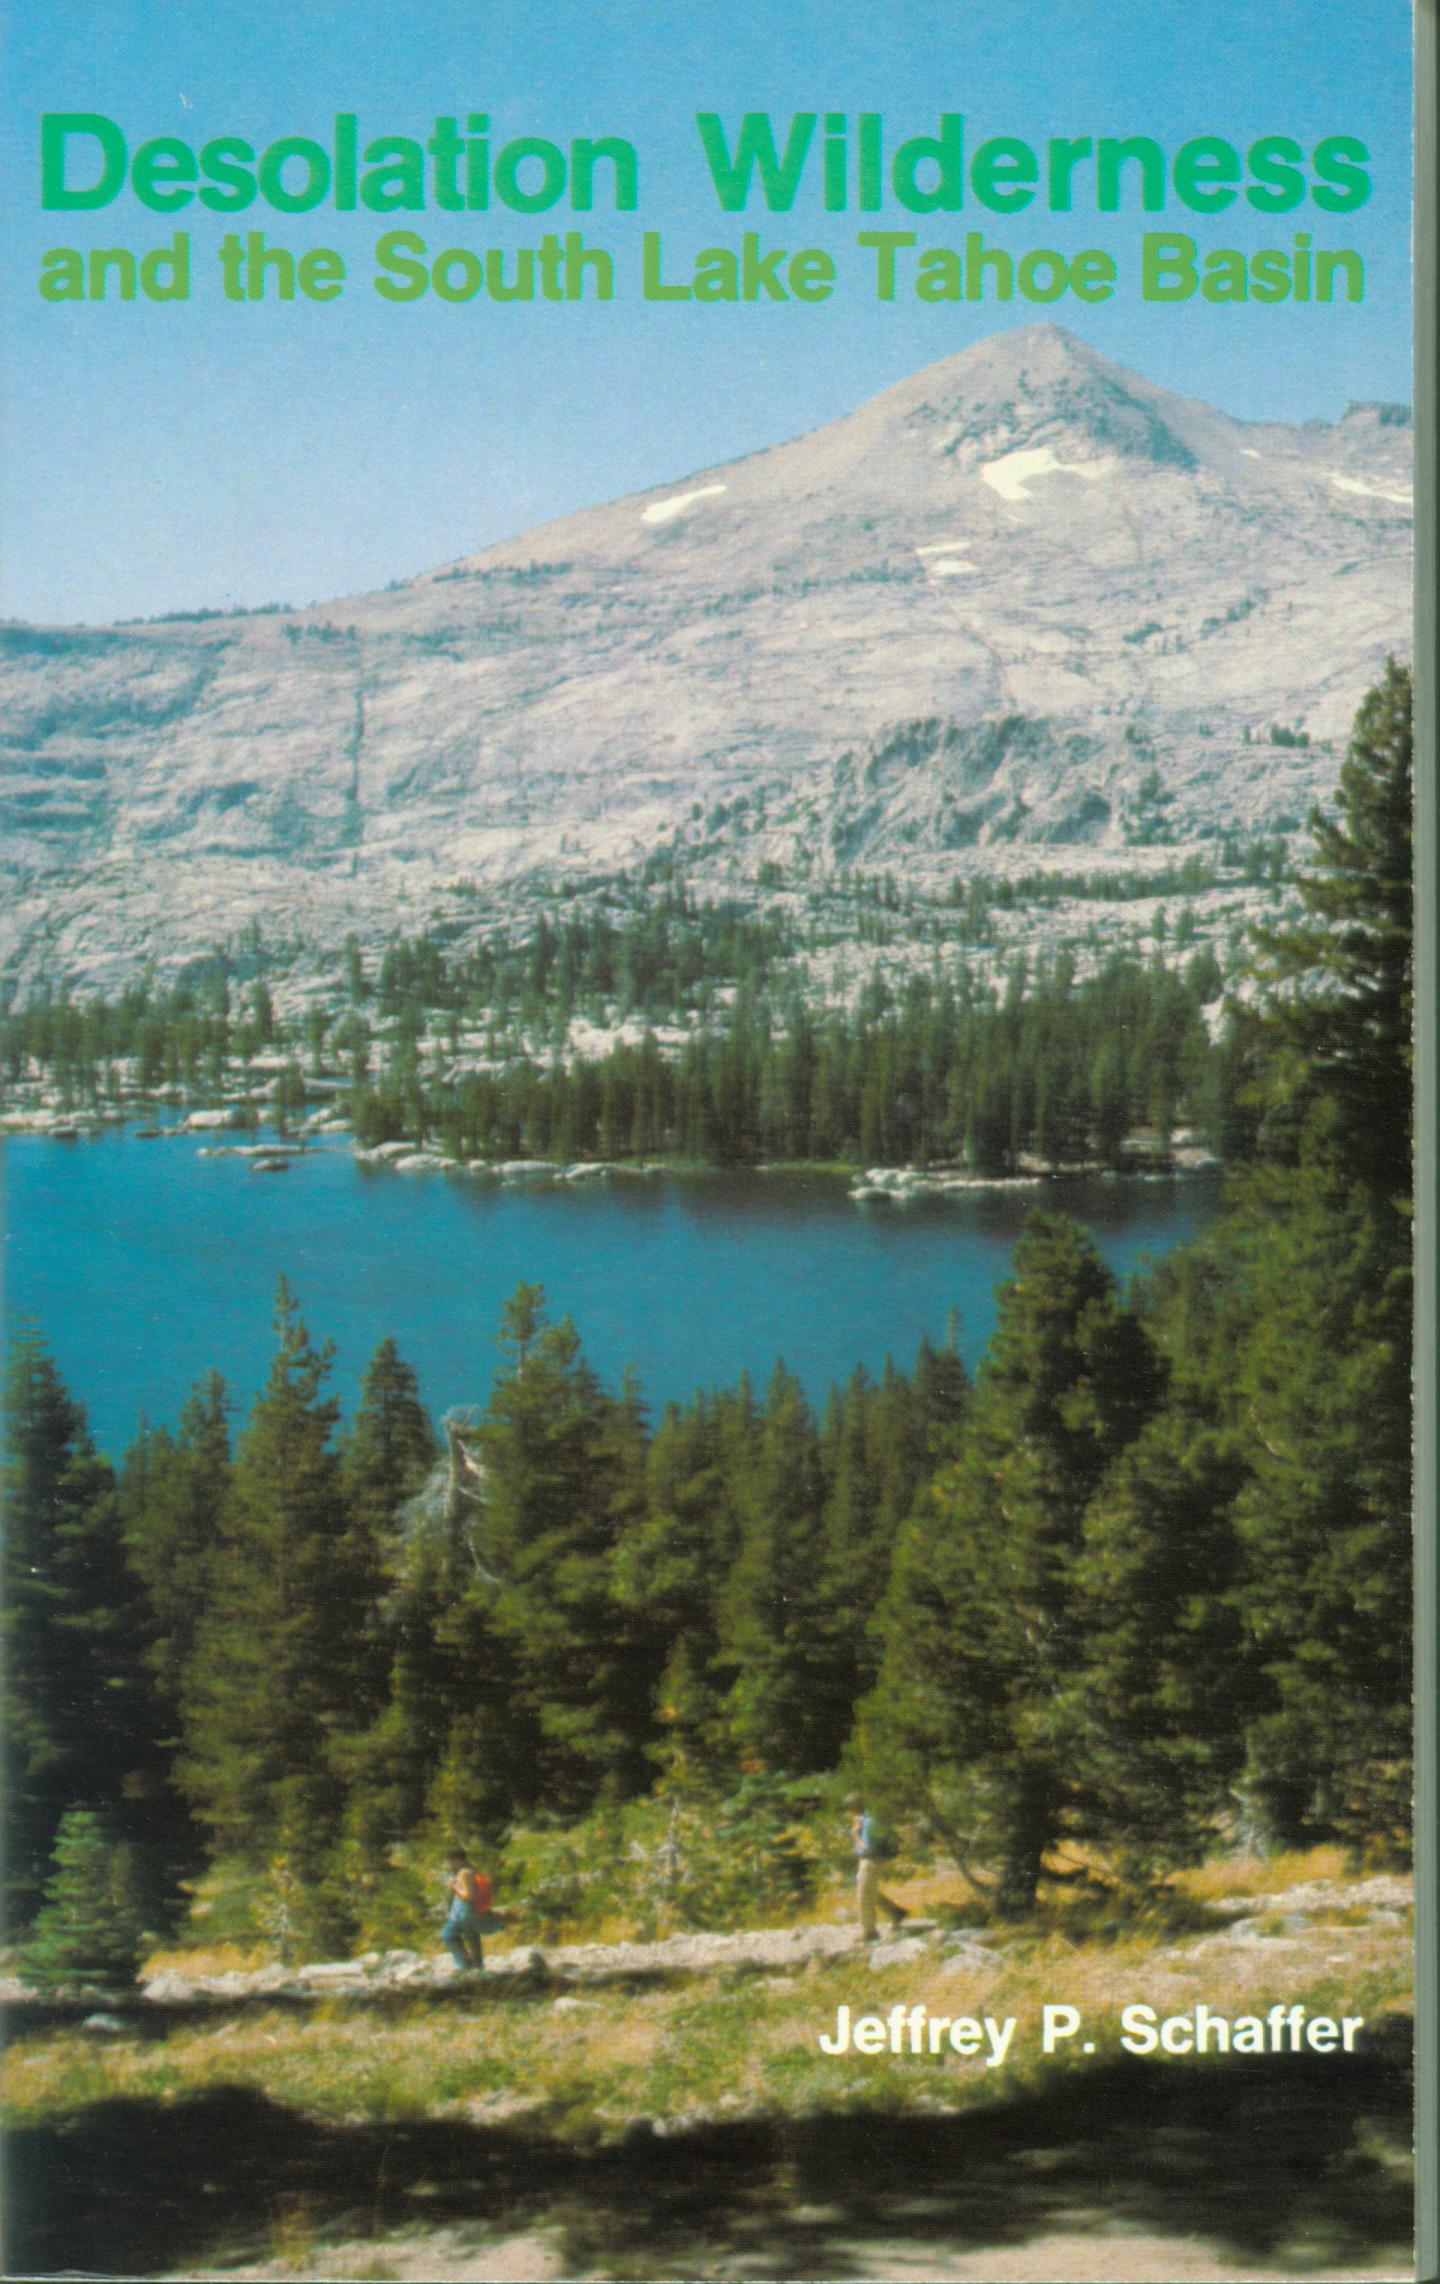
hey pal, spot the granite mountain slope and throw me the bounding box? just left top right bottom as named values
left=1, top=324, right=1410, bottom=985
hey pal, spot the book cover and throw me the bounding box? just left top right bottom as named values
left=1, top=4, right=1421, bottom=2279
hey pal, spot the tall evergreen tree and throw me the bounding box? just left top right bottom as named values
left=1068, top=1408, right=1250, bottom=1877
left=1248, top=654, right=1412, bottom=1201
left=122, top=1372, right=231, bottom=1721
left=433, top=1290, right=657, bottom=1825
left=180, top=1285, right=366, bottom=1925
left=1217, top=663, right=1413, bottom=1845
left=614, top=1386, right=750, bottom=1787
left=334, top=1341, right=443, bottom=1866
left=340, top=1338, right=438, bottom=1723
left=1178, top=1158, right=1413, bottom=1849
left=115, top=1374, right=232, bottom=1903
left=811, top=1345, right=970, bottom=1757
left=863, top=1217, right=1164, bottom=1912
left=3, top=1333, right=159, bottom=1923
left=718, top=1362, right=832, bottom=1773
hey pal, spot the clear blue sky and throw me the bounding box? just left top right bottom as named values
left=0, top=0, right=1413, bottom=625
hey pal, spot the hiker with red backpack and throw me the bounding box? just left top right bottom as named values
left=442, top=1848, right=496, bottom=1971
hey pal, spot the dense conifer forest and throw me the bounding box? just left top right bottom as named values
left=2, top=665, right=1411, bottom=1962
left=2, top=856, right=1265, bottom=1171
left=345, top=945, right=1224, bottom=1171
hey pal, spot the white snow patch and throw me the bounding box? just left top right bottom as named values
left=1328, top=473, right=1412, bottom=506
left=980, top=447, right=1109, bottom=502
left=642, top=483, right=727, bottom=526
left=1240, top=448, right=1261, bottom=459
left=916, top=537, right=979, bottom=578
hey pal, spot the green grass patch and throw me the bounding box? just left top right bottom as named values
left=4, top=1907, right=1413, bottom=2142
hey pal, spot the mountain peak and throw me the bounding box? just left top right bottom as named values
left=873, top=324, right=1197, bottom=473
left=0, top=328, right=1410, bottom=989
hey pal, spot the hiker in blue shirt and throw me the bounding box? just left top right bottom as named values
left=846, top=1794, right=907, bottom=1940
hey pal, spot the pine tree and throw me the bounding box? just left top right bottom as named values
left=434, top=1290, right=657, bottom=1823
left=340, top=1338, right=437, bottom=1723
left=613, top=1390, right=744, bottom=1786
left=863, top=1216, right=1163, bottom=1912
left=1249, top=654, right=1412, bottom=1201
left=122, top=1372, right=231, bottom=1720
left=1210, top=1162, right=1411, bottom=1848
left=3, top=1332, right=160, bottom=1923
left=180, top=1285, right=365, bottom=1932
left=115, top=1377, right=232, bottom=1906
left=1215, top=665, right=1413, bottom=1847
left=1069, top=1408, right=1249, bottom=1877
left=21, top=1808, right=147, bottom=1992
left=810, top=1346, right=968, bottom=1756
left=333, top=1341, right=442, bottom=1885
left=813, top=1371, right=887, bottom=1738
left=718, top=1362, right=831, bottom=1773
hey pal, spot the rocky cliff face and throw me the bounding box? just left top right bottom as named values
left=0, top=324, right=1410, bottom=986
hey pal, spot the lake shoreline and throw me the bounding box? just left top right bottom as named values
left=2, top=1113, right=1222, bottom=1197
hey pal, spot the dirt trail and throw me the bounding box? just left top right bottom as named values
left=2, top=1870, right=1413, bottom=2018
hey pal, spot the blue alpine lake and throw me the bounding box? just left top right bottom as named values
left=3, top=1132, right=1222, bottom=1454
